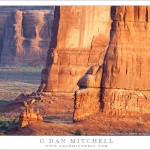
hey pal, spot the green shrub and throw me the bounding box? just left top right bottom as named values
left=75, top=129, right=85, bottom=136
left=11, top=117, right=19, bottom=126
left=1, top=121, right=10, bottom=130
left=0, top=131, right=5, bottom=136
left=0, top=116, right=8, bottom=121
left=0, top=117, right=19, bottom=133
left=18, top=63, right=29, bottom=67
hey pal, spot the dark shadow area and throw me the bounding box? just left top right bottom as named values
left=99, top=6, right=117, bottom=112
left=0, top=117, right=19, bottom=135
left=46, top=6, right=60, bottom=67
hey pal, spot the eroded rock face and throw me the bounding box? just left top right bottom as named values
left=0, top=12, right=9, bottom=62
left=74, top=6, right=150, bottom=121
left=40, top=6, right=111, bottom=92
left=0, top=7, right=54, bottom=65
left=20, top=106, right=43, bottom=127
left=101, top=6, right=150, bottom=115
left=19, top=98, right=43, bottom=127
left=74, top=65, right=102, bottom=121
left=77, top=64, right=103, bottom=88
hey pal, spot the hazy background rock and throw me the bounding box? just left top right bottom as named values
left=0, top=6, right=54, bottom=66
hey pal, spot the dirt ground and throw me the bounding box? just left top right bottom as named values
left=1, top=65, right=150, bottom=136
left=0, top=65, right=42, bottom=100
left=1, top=95, right=150, bottom=136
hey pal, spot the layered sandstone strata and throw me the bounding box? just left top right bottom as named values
left=20, top=106, right=43, bottom=127
left=74, top=6, right=150, bottom=121
left=39, top=6, right=111, bottom=92
left=74, top=65, right=102, bottom=121
left=0, top=7, right=54, bottom=65
left=101, top=6, right=150, bottom=115
left=19, top=98, right=43, bottom=127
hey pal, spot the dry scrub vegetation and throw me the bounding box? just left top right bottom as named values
left=0, top=64, right=43, bottom=100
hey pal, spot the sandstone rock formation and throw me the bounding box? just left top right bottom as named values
left=0, top=6, right=54, bottom=65
left=74, top=6, right=150, bottom=121
left=14, top=6, right=150, bottom=122
left=39, top=6, right=111, bottom=92
left=20, top=106, right=43, bottom=127
left=74, top=65, right=102, bottom=121
left=101, top=6, right=150, bottom=115
left=20, top=98, right=43, bottom=127
left=0, top=12, right=9, bottom=62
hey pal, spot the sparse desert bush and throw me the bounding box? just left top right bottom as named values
left=0, top=131, right=5, bottom=135
left=75, top=129, right=85, bottom=136
left=136, top=122, right=143, bottom=127
left=0, top=64, right=43, bottom=100
left=0, top=117, right=20, bottom=134
left=0, top=116, right=8, bottom=121
left=18, top=63, right=29, bottom=67
left=0, top=122, right=10, bottom=131
left=12, top=117, right=19, bottom=126
left=116, top=128, right=124, bottom=133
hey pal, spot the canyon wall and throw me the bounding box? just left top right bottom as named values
left=10, top=6, right=150, bottom=121
left=101, top=6, right=150, bottom=115
left=0, top=11, right=10, bottom=62
left=39, top=6, right=111, bottom=92
left=0, top=7, right=54, bottom=65
left=74, top=6, right=150, bottom=121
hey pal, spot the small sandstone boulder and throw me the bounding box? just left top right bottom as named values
left=77, top=64, right=103, bottom=88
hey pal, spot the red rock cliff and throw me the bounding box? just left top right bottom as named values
left=39, top=6, right=111, bottom=92
left=101, top=6, right=150, bottom=115
left=0, top=7, right=54, bottom=65
left=74, top=6, right=150, bottom=121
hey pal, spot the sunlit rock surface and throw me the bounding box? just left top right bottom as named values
left=39, top=6, right=111, bottom=92
left=74, top=6, right=150, bottom=121
left=0, top=6, right=54, bottom=65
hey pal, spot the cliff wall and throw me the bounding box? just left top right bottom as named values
left=0, top=7, right=54, bottom=65
left=39, top=6, right=111, bottom=92
left=0, top=11, right=10, bottom=62
left=74, top=6, right=150, bottom=121
left=10, top=6, right=150, bottom=121
left=101, top=6, right=150, bottom=115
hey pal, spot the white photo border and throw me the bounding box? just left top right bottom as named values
left=0, top=1, right=149, bottom=150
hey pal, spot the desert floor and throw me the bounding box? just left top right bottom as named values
left=0, top=65, right=150, bottom=136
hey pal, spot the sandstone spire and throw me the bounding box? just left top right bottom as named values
left=74, top=6, right=150, bottom=121
left=39, top=6, right=111, bottom=92
left=1, top=8, right=53, bottom=65
left=101, top=6, right=150, bottom=115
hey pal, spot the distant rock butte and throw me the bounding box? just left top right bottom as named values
left=0, top=7, right=54, bottom=65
